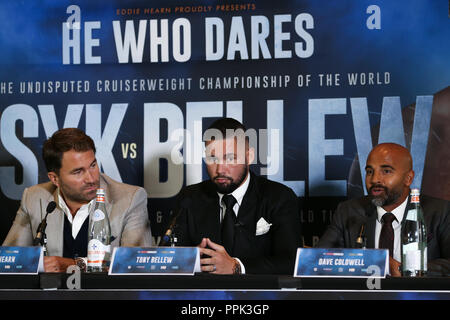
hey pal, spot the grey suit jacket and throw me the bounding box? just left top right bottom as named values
left=318, top=195, right=450, bottom=276
left=2, top=173, right=153, bottom=256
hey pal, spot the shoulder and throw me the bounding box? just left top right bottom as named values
left=101, top=174, right=147, bottom=201
left=421, top=194, right=450, bottom=215
left=22, top=181, right=56, bottom=200
left=335, top=196, right=373, bottom=216
left=178, top=180, right=215, bottom=199
left=251, top=174, right=297, bottom=200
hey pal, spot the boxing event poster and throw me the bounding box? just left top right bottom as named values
left=1, top=1, right=449, bottom=245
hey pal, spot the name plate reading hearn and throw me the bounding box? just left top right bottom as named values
left=109, top=247, right=201, bottom=275
left=0, top=246, right=44, bottom=275
left=294, top=248, right=389, bottom=278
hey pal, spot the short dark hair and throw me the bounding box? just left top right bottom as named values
left=43, top=128, right=96, bottom=173
left=205, top=118, right=248, bottom=143
left=207, top=117, right=247, bottom=134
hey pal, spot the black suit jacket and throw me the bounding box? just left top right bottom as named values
left=172, top=172, right=302, bottom=275
left=318, top=195, right=450, bottom=276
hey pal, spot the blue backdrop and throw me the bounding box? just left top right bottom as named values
left=1, top=0, right=449, bottom=245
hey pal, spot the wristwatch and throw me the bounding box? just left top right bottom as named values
left=75, top=257, right=87, bottom=272
left=232, top=259, right=242, bottom=275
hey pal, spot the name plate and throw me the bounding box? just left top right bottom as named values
left=109, top=247, right=201, bottom=275
left=294, top=248, right=388, bottom=278
left=0, top=246, right=44, bottom=275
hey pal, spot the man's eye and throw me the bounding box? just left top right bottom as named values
left=206, top=156, right=218, bottom=164
left=225, top=155, right=235, bottom=163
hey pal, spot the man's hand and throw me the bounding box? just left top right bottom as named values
left=44, top=256, right=76, bottom=273
left=198, top=238, right=237, bottom=274
left=389, top=256, right=402, bottom=277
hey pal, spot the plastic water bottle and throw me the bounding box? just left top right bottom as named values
left=87, top=189, right=111, bottom=272
left=401, top=188, right=427, bottom=277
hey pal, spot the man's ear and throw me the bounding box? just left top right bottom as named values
left=48, top=171, right=59, bottom=188
left=405, top=170, right=415, bottom=187
left=247, top=146, right=255, bottom=165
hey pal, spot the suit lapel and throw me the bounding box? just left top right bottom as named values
left=236, top=173, right=258, bottom=236
left=198, top=182, right=221, bottom=242
left=46, top=191, right=64, bottom=256
left=365, top=204, right=377, bottom=249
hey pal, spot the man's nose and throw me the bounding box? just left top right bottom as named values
left=85, top=169, right=96, bottom=183
left=369, top=170, right=382, bottom=185
left=216, top=162, right=227, bottom=174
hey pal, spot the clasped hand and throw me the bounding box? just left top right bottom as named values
left=198, top=238, right=237, bottom=274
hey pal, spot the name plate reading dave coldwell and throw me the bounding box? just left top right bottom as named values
left=109, top=247, right=201, bottom=275
left=0, top=246, right=44, bottom=275
left=294, top=248, right=389, bottom=278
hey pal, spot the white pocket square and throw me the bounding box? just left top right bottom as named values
left=255, top=217, right=272, bottom=236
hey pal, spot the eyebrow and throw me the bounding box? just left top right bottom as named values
left=365, top=164, right=395, bottom=170
left=69, top=159, right=97, bottom=173
left=69, top=167, right=83, bottom=174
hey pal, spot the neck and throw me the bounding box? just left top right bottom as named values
left=382, top=190, right=409, bottom=212
left=60, top=194, right=87, bottom=217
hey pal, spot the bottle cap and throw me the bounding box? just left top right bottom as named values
left=410, top=188, right=420, bottom=203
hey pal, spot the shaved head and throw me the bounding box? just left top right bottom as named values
left=365, top=143, right=415, bottom=211
left=369, top=143, right=413, bottom=172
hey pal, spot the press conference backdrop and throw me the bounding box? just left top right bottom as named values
left=1, top=1, right=449, bottom=246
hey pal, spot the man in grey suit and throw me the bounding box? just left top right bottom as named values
left=2, top=128, right=152, bottom=272
left=318, top=143, right=450, bottom=276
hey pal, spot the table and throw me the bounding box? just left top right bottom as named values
left=0, top=273, right=449, bottom=300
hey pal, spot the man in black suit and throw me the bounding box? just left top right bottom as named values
left=318, top=143, right=450, bottom=276
left=170, top=118, right=302, bottom=275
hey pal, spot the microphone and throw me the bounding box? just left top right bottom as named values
left=355, top=224, right=366, bottom=249
left=33, top=201, right=57, bottom=246
left=159, top=198, right=191, bottom=246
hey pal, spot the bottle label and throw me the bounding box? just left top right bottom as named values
left=406, top=209, right=417, bottom=221
left=92, top=209, right=105, bottom=222
left=402, top=242, right=420, bottom=271
left=87, top=239, right=111, bottom=267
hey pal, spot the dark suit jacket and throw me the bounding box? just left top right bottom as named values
left=318, top=195, right=450, bottom=276
left=172, top=172, right=302, bottom=275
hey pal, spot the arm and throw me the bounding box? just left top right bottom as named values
left=119, top=187, right=153, bottom=247
left=2, top=188, right=34, bottom=247
left=428, top=200, right=450, bottom=276
left=317, top=201, right=347, bottom=248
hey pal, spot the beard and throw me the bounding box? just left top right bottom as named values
left=213, top=166, right=249, bottom=194
left=59, top=180, right=99, bottom=205
left=368, top=184, right=402, bottom=207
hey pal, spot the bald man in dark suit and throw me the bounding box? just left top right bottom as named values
left=318, top=143, right=450, bottom=276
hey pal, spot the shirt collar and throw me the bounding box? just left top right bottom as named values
left=57, top=189, right=94, bottom=223
left=376, top=196, right=409, bottom=224
left=217, top=172, right=251, bottom=207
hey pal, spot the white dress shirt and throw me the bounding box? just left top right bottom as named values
left=216, top=173, right=251, bottom=273
left=217, top=173, right=251, bottom=222
left=375, top=197, right=408, bottom=262
left=58, top=190, right=94, bottom=239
